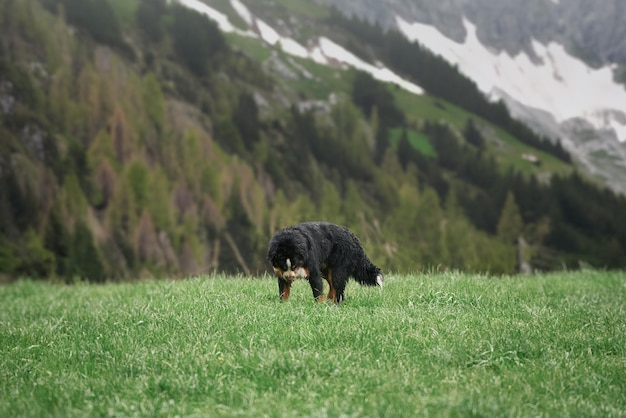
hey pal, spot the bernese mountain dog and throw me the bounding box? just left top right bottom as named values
left=267, top=222, right=383, bottom=304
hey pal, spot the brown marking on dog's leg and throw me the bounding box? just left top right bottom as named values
left=282, top=282, right=291, bottom=300
left=326, top=268, right=336, bottom=303
left=323, top=274, right=329, bottom=300
left=278, top=279, right=292, bottom=301
left=316, top=275, right=326, bottom=302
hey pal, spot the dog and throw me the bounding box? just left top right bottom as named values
left=266, top=222, right=383, bottom=304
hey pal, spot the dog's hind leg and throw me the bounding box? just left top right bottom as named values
left=330, top=266, right=350, bottom=304
left=324, top=268, right=337, bottom=303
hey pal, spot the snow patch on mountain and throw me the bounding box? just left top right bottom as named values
left=176, top=0, right=424, bottom=96
left=177, top=0, right=238, bottom=34
left=396, top=16, right=626, bottom=142
left=587, top=111, right=626, bottom=143
left=256, top=19, right=281, bottom=45
left=312, top=38, right=424, bottom=95
left=230, top=0, right=253, bottom=26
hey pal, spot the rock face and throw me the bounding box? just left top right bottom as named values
left=316, top=0, right=626, bottom=66
left=315, top=0, right=626, bottom=193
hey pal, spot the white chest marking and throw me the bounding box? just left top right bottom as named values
left=274, top=258, right=308, bottom=281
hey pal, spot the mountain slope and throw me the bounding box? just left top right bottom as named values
left=316, top=0, right=626, bottom=66
left=317, top=0, right=626, bottom=194
left=2, top=0, right=626, bottom=282
left=184, top=0, right=573, bottom=168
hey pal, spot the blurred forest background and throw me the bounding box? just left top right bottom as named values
left=1, top=0, right=625, bottom=282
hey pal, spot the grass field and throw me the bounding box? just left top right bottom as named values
left=388, top=127, right=437, bottom=158
left=1, top=271, right=625, bottom=417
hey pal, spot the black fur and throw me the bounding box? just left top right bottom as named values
left=267, top=222, right=383, bottom=304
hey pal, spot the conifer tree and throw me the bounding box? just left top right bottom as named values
left=463, top=118, right=485, bottom=149
left=66, top=222, right=105, bottom=282
left=136, top=0, right=166, bottom=42
left=497, top=191, right=523, bottom=243
left=141, top=73, right=165, bottom=133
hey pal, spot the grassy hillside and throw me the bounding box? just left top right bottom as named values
left=392, top=89, right=573, bottom=177
left=1, top=272, right=625, bottom=416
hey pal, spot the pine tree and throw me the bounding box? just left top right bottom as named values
left=495, top=191, right=523, bottom=273
left=141, top=73, right=165, bottom=133
left=18, top=229, right=56, bottom=278
left=497, top=191, right=523, bottom=244
left=136, top=0, right=166, bottom=42
left=66, top=222, right=106, bottom=282
left=463, top=118, right=485, bottom=149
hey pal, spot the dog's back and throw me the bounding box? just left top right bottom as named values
left=294, top=222, right=364, bottom=263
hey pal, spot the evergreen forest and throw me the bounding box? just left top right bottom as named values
left=1, top=0, right=625, bottom=281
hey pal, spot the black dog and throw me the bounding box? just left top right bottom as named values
left=267, top=222, right=383, bottom=304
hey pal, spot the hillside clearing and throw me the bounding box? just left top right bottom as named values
left=1, top=271, right=625, bottom=417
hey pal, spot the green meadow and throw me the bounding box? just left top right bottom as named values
left=1, top=271, right=625, bottom=417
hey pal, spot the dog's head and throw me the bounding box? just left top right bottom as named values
left=357, top=263, right=384, bottom=287
left=267, top=228, right=309, bottom=282
left=375, top=271, right=384, bottom=287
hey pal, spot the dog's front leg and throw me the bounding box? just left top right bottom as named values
left=308, top=270, right=325, bottom=302
left=278, top=278, right=292, bottom=301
